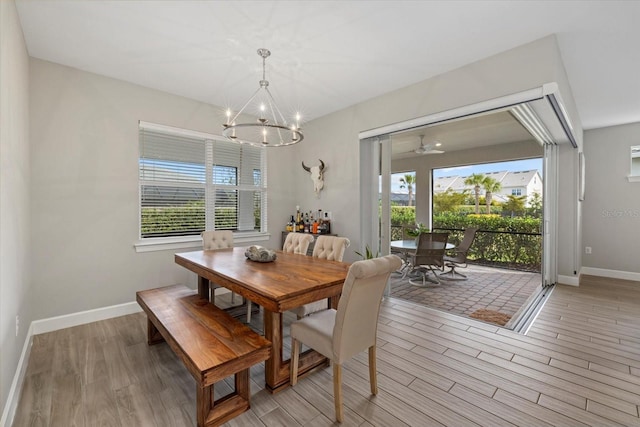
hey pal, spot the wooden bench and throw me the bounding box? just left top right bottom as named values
left=136, top=284, right=271, bottom=427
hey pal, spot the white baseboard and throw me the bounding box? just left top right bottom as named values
left=0, top=324, right=34, bottom=427
left=1, top=301, right=142, bottom=426
left=557, top=274, right=579, bottom=286
left=580, top=267, right=640, bottom=283
left=31, top=301, right=142, bottom=335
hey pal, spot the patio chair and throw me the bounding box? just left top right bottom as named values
left=408, top=232, right=449, bottom=286
left=391, top=225, right=414, bottom=275
left=440, top=227, right=478, bottom=280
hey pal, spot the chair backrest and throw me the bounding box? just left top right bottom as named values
left=458, top=227, right=479, bottom=254
left=202, top=230, right=233, bottom=250
left=312, top=236, right=350, bottom=262
left=413, top=232, right=449, bottom=267
left=282, top=233, right=314, bottom=255
left=332, top=254, right=402, bottom=363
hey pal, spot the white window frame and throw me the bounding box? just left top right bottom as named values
left=134, top=121, right=269, bottom=253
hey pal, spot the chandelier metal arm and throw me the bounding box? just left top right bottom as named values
left=264, top=87, right=291, bottom=127
left=226, top=86, right=262, bottom=125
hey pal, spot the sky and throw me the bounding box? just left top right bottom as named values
left=390, top=158, right=543, bottom=193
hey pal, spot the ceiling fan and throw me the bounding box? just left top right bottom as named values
left=414, top=135, right=444, bottom=155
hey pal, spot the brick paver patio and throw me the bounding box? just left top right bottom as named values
left=389, top=263, right=542, bottom=326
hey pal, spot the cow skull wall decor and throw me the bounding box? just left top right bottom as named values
left=302, top=159, right=325, bottom=196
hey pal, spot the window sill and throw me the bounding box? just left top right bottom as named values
left=627, top=175, right=640, bottom=183
left=134, top=232, right=271, bottom=253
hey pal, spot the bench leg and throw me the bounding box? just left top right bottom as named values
left=235, top=369, right=250, bottom=402
left=146, top=318, right=164, bottom=345
left=196, top=369, right=251, bottom=427
left=196, top=383, right=213, bottom=427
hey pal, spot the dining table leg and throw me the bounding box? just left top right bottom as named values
left=263, top=309, right=285, bottom=392
left=263, top=309, right=330, bottom=393
left=197, top=275, right=209, bottom=301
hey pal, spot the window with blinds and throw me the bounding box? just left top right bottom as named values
left=139, top=123, right=267, bottom=239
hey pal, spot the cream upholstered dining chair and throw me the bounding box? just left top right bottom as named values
left=202, top=230, right=251, bottom=320
left=290, top=236, right=350, bottom=318
left=290, top=254, right=402, bottom=423
left=244, top=233, right=315, bottom=323
left=282, top=232, right=315, bottom=254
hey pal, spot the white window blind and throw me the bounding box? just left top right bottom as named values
left=139, top=122, right=267, bottom=239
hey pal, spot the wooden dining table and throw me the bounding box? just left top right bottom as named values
left=174, top=247, right=350, bottom=393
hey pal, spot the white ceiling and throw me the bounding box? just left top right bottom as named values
left=391, top=111, right=535, bottom=159
left=15, top=1, right=640, bottom=131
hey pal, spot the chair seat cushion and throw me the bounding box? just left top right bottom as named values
left=290, top=300, right=328, bottom=318
left=443, top=255, right=464, bottom=263
left=290, top=309, right=336, bottom=359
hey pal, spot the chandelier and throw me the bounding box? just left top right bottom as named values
left=223, top=48, right=303, bottom=147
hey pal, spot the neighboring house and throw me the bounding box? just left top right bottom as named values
left=496, top=170, right=542, bottom=203
left=432, top=175, right=461, bottom=193
left=433, top=170, right=542, bottom=205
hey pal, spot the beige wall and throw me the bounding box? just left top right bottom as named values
left=0, top=0, right=31, bottom=415
left=582, top=122, right=640, bottom=274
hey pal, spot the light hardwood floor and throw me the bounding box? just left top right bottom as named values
left=12, top=275, right=640, bottom=426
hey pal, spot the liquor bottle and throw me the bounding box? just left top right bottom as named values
left=323, top=212, right=331, bottom=234
left=295, top=207, right=302, bottom=233
left=311, top=213, right=318, bottom=234
left=287, top=215, right=295, bottom=232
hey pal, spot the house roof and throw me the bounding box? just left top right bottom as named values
left=434, top=170, right=542, bottom=193
left=500, top=170, right=540, bottom=188
left=433, top=176, right=459, bottom=193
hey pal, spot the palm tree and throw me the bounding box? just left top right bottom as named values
left=503, top=194, right=527, bottom=217
left=483, top=177, right=502, bottom=214
left=464, top=173, right=486, bottom=214
left=526, top=192, right=543, bottom=218
left=399, top=173, right=416, bottom=207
